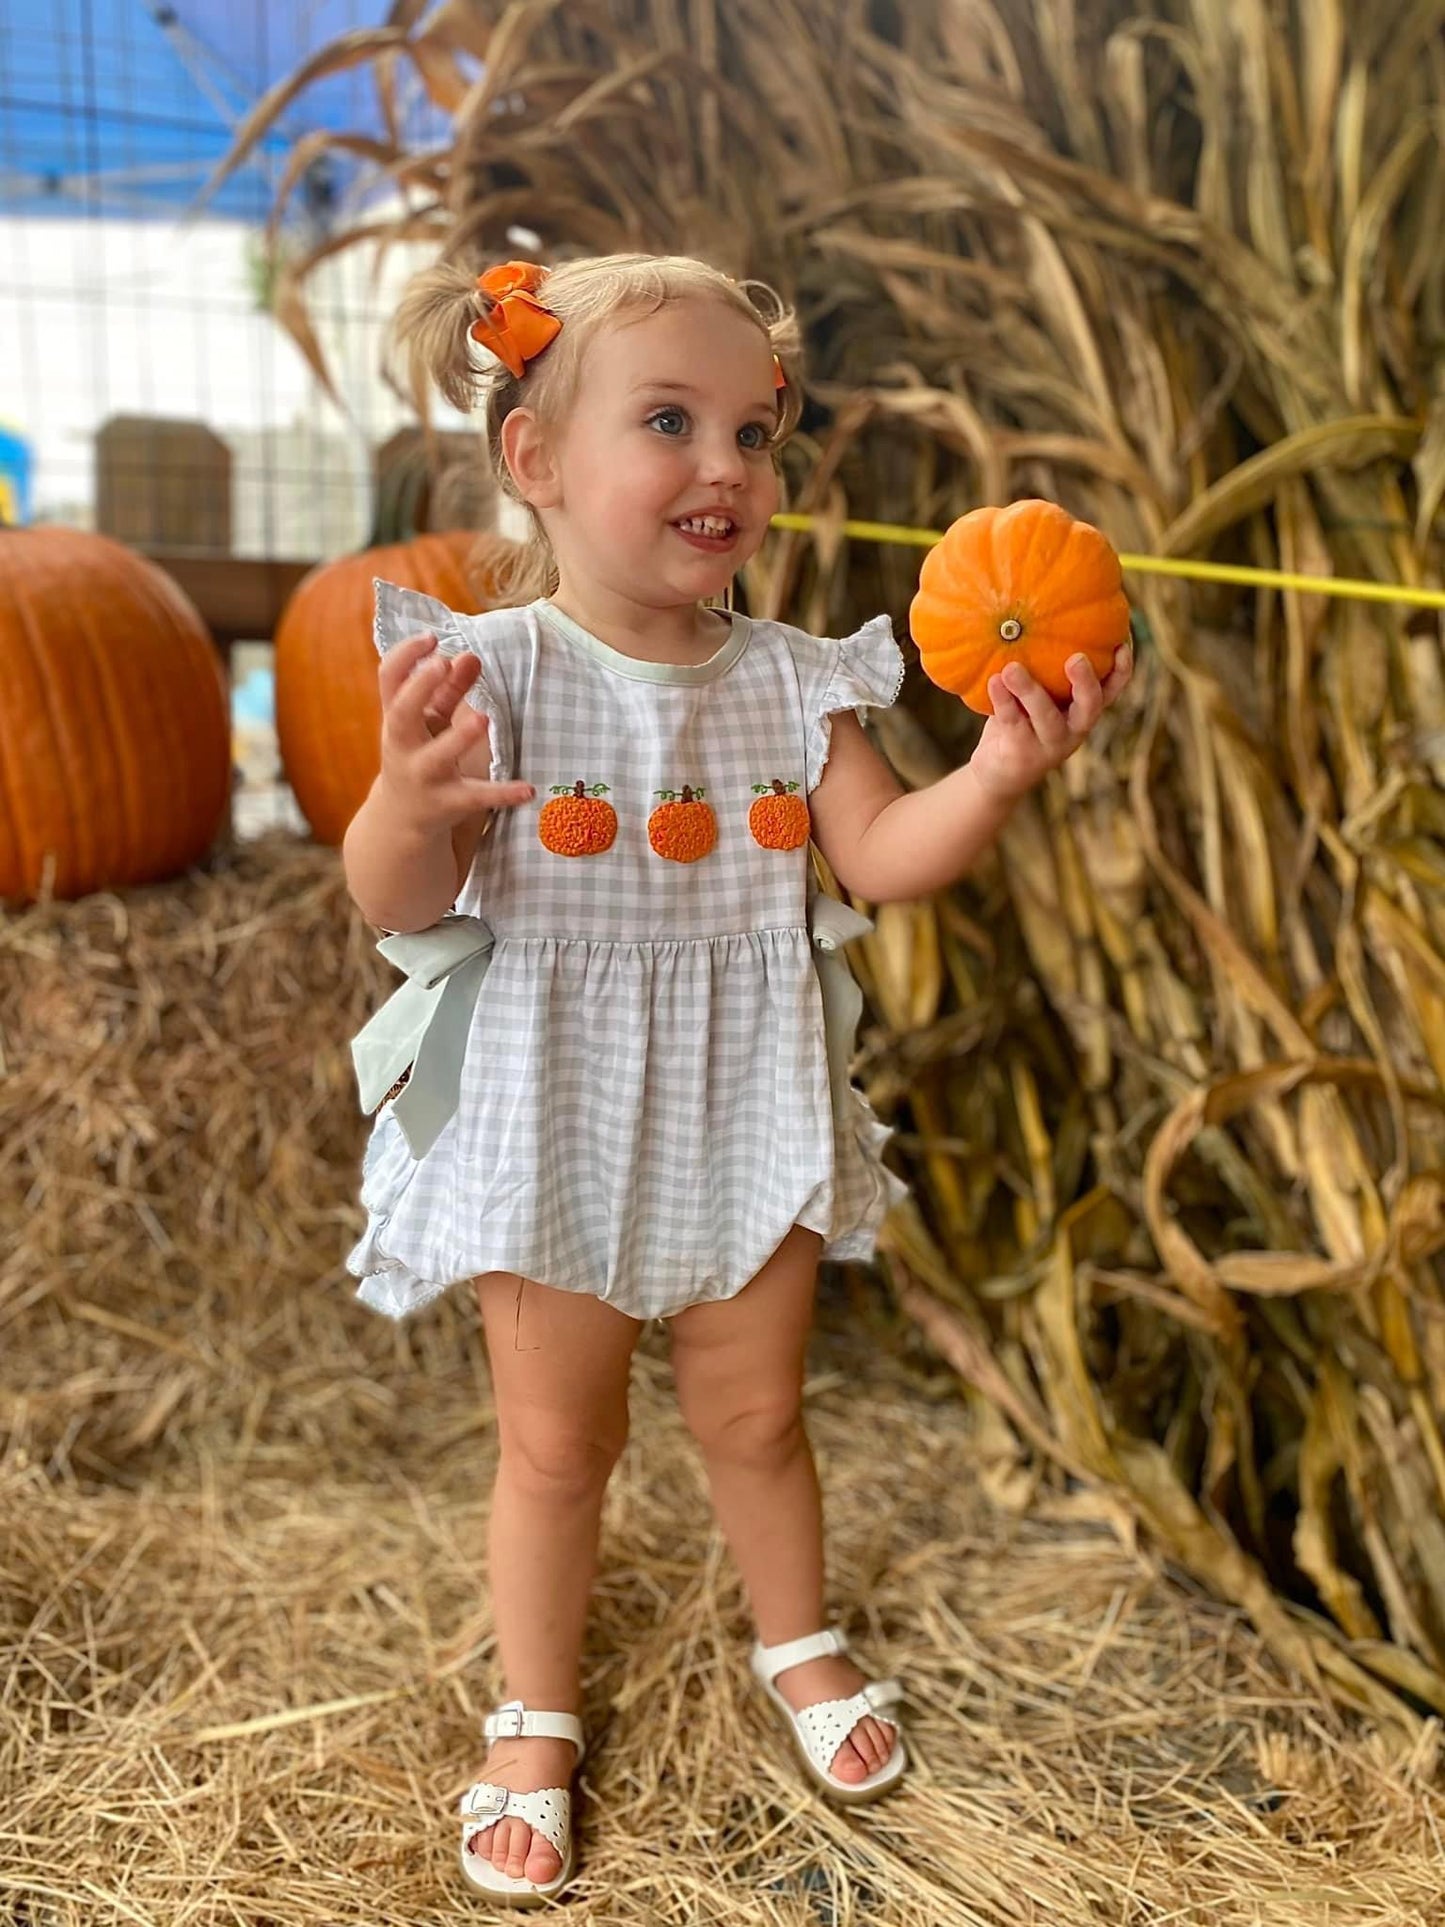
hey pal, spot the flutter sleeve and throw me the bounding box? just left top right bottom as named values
left=372, top=578, right=513, bottom=785
left=798, top=613, right=906, bottom=794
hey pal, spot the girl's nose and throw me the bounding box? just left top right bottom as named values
left=698, top=434, right=748, bottom=488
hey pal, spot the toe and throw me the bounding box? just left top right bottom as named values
left=830, top=1735, right=870, bottom=1782
left=831, top=1718, right=896, bottom=1782
left=526, top=1832, right=563, bottom=1886
left=499, top=1817, right=530, bottom=1879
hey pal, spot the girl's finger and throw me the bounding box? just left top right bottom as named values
left=1000, top=662, right=1071, bottom=750
left=1063, top=655, right=1105, bottom=735
left=415, top=697, right=494, bottom=774
left=387, top=652, right=454, bottom=745
left=421, top=654, right=484, bottom=732
left=987, top=673, right=1027, bottom=723
left=437, top=777, right=537, bottom=816
left=377, top=632, right=437, bottom=703
left=1099, top=640, right=1134, bottom=703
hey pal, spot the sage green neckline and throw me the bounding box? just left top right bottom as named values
left=533, top=598, right=751, bottom=685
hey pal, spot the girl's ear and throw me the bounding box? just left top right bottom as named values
left=501, top=408, right=562, bottom=511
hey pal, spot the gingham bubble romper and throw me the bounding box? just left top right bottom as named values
left=345, top=585, right=909, bottom=1321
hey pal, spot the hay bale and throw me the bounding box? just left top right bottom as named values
left=2, top=839, right=1444, bottom=1921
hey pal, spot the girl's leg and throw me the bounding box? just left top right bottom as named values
left=667, top=1226, right=894, bottom=1783
left=469, top=1271, right=641, bottom=1884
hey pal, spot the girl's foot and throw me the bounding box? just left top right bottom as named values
left=463, top=1733, right=577, bottom=1885
left=769, top=1650, right=897, bottom=1783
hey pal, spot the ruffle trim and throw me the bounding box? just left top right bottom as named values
left=804, top=614, right=906, bottom=794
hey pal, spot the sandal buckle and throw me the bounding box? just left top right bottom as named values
left=460, top=1782, right=510, bottom=1819
left=489, top=1700, right=526, bottom=1741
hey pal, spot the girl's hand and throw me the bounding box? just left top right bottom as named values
left=376, top=632, right=535, bottom=833
left=969, top=642, right=1134, bottom=804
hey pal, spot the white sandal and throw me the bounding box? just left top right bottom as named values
left=751, top=1627, right=907, bottom=1805
left=458, top=1699, right=584, bottom=1907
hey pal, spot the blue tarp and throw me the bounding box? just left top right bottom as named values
left=0, top=1, right=423, bottom=223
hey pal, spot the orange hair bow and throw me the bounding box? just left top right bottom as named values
left=469, top=261, right=561, bottom=379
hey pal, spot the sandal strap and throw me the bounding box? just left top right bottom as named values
left=751, top=1626, right=848, bottom=1685
left=459, top=1780, right=571, bottom=1860
left=795, top=1686, right=902, bottom=1773
left=864, top=1677, right=903, bottom=1714
left=483, top=1699, right=584, bottom=1757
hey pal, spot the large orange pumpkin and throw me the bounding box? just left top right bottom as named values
left=909, top=499, right=1130, bottom=716
left=0, top=527, right=229, bottom=903
left=275, top=531, right=489, bottom=846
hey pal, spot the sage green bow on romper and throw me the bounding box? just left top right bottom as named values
left=351, top=917, right=497, bottom=1160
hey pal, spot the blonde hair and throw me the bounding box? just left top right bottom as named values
left=391, top=253, right=802, bottom=604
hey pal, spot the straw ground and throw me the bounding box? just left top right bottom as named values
left=2, top=838, right=1442, bottom=1924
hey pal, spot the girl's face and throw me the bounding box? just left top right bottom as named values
left=517, top=297, right=783, bottom=613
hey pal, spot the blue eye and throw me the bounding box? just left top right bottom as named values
left=648, top=407, right=688, bottom=436
left=738, top=422, right=771, bottom=451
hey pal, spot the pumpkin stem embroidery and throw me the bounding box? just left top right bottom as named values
left=648, top=785, right=717, bottom=863
left=748, top=777, right=810, bottom=851
left=538, top=778, right=617, bottom=856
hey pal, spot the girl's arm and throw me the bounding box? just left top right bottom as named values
left=342, top=783, right=480, bottom=933
left=809, top=645, right=1133, bottom=904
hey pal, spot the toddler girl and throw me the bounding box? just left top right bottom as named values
left=341, top=253, right=1131, bottom=1905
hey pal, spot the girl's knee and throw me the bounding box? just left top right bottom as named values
left=680, top=1387, right=805, bottom=1472
left=498, top=1414, right=627, bottom=1500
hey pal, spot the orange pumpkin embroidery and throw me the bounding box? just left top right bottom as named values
left=648, top=785, right=716, bottom=864
left=749, top=779, right=810, bottom=851
left=539, top=779, right=617, bottom=856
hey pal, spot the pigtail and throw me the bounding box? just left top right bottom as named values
left=387, top=258, right=556, bottom=606
left=390, top=261, right=489, bottom=415
left=469, top=529, right=557, bottom=608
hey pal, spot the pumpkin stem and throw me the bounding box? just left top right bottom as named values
left=573, top=779, right=587, bottom=798
left=999, top=617, right=1024, bottom=643
left=771, top=779, right=788, bottom=796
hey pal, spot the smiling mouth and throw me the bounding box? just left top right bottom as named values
left=674, top=514, right=738, bottom=539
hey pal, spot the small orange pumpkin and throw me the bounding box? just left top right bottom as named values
left=749, top=779, right=810, bottom=851
left=909, top=499, right=1130, bottom=716
left=648, top=785, right=716, bottom=864
left=539, top=779, right=617, bottom=856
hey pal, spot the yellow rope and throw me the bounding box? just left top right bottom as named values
left=767, top=511, right=1445, bottom=612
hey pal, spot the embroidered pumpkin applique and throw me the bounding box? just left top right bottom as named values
left=539, top=780, right=617, bottom=856
left=648, top=785, right=716, bottom=864
left=748, top=779, right=810, bottom=851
